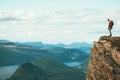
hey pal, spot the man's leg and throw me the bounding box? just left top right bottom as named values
left=110, top=29, right=112, bottom=37
left=108, top=27, right=112, bottom=37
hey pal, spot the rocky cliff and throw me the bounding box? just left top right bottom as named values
left=86, top=36, right=120, bottom=80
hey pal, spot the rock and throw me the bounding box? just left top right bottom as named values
left=86, top=36, right=120, bottom=80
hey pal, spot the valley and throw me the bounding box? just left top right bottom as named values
left=0, top=40, right=91, bottom=80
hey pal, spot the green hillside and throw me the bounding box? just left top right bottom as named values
left=0, top=42, right=90, bottom=67
left=8, top=57, right=86, bottom=80
left=8, top=62, right=48, bottom=80
left=33, top=57, right=86, bottom=80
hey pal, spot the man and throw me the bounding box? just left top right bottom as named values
left=108, top=19, right=114, bottom=37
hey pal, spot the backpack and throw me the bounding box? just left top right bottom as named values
left=109, top=20, right=114, bottom=26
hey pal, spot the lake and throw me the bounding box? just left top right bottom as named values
left=64, top=62, right=81, bottom=67
left=0, top=65, right=19, bottom=80
left=0, top=62, right=81, bottom=80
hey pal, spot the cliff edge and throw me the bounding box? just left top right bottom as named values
left=86, top=36, right=120, bottom=80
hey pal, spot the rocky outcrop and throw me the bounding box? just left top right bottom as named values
left=86, top=36, right=120, bottom=80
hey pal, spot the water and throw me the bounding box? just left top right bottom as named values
left=0, top=65, right=19, bottom=80
left=0, top=62, right=81, bottom=80
left=64, top=62, right=81, bottom=67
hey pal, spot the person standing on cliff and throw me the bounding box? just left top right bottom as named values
left=107, top=19, right=114, bottom=37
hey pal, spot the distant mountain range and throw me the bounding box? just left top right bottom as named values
left=8, top=57, right=86, bottom=80
left=14, top=40, right=92, bottom=53
left=0, top=39, right=90, bottom=71
left=0, top=40, right=90, bottom=67
left=0, top=39, right=92, bottom=50
left=0, top=40, right=91, bottom=80
left=22, top=41, right=92, bottom=48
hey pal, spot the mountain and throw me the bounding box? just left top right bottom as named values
left=8, top=62, right=48, bottom=80
left=56, top=42, right=92, bottom=53
left=8, top=57, right=86, bottom=80
left=23, top=42, right=44, bottom=48
left=0, top=40, right=15, bottom=45
left=21, top=41, right=92, bottom=49
left=0, top=40, right=90, bottom=67
left=0, top=42, right=53, bottom=67
left=42, top=46, right=66, bottom=53
left=68, top=42, right=92, bottom=48
left=0, top=40, right=10, bottom=43
left=56, top=48, right=90, bottom=62
left=86, top=36, right=120, bottom=80
left=73, top=46, right=91, bottom=53
left=0, top=43, right=34, bottom=66
left=55, top=43, right=66, bottom=47
left=56, top=42, right=92, bottom=48
left=21, top=41, right=92, bottom=52
left=42, top=46, right=90, bottom=62
left=33, top=57, right=86, bottom=80
left=76, top=57, right=90, bottom=73
left=7, top=58, right=85, bottom=80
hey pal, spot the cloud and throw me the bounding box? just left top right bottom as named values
left=18, top=32, right=39, bottom=37
left=0, top=34, right=5, bottom=37
left=0, top=10, right=119, bottom=25
left=0, top=10, right=103, bottom=24
left=0, top=10, right=120, bottom=43
left=117, top=20, right=120, bottom=25
left=0, top=17, right=20, bottom=22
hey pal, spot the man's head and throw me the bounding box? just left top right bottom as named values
left=108, top=19, right=110, bottom=21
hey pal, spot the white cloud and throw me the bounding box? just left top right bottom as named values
left=0, top=25, right=7, bottom=29
left=117, top=20, right=120, bottom=25
left=0, top=10, right=102, bottom=24
left=0, top=10, right=120, bottom=43
left=0, top=35, right=5, bottom=37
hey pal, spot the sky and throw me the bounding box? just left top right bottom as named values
left=0, top=0, right=120, bottom=44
